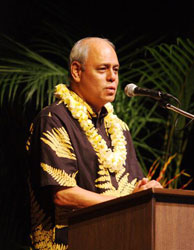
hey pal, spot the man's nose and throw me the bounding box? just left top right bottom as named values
left=107, top=69, right=117, bottom=82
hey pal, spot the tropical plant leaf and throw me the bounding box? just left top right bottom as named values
left=0, top=36, right=69, bottom=108
left=115, top=37, right=194, bottom=182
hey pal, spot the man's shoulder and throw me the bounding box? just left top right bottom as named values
left=38, top=100, right=67, bottom=118
left=32, top=101, right=70, bottom=127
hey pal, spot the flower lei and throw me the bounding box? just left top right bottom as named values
left=55, top=84, right=127, bottom=173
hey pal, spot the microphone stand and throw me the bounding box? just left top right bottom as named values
left=165, top=103, right=194, bottom=120
left=159, top=99, right=194, bottom=120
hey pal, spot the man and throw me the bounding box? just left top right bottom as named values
left=27, top=37, right=162, bottom=250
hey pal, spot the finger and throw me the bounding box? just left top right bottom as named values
left=146, top=180, right=163, bottom=188
left=140, top=178, right=149, bottom=185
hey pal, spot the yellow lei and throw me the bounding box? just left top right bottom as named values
left=55, top=84, right=127, bottom=173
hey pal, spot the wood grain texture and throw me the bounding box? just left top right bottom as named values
left=155, top=202, right=194, bottom=250
left=68, top=200, right=154, bottom=250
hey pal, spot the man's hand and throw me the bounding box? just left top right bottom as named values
left=133, top=178, right=163, bottom=193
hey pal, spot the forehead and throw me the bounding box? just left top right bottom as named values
left=86, top=41, right=119, bottom=65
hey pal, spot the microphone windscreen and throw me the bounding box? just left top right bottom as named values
left=124, top=83, right=137, bottom=97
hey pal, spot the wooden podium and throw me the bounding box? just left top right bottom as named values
left=67, top=188, right=194, bottom=250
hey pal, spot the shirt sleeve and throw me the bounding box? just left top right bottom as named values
left=29, top=112, right=78, bottom=189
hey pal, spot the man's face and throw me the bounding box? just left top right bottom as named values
left=73, top=40, right=119, bottom=112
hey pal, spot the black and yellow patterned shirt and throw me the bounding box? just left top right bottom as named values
left=27, top=99, right=144, bottom=249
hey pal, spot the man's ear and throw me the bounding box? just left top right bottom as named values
left=70, top=61, right=82, bottom=82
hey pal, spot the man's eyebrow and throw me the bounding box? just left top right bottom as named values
left=98, top=63, right=120, bottom=67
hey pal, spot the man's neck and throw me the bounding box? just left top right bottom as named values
left=69, top=83, right=103, bottom=115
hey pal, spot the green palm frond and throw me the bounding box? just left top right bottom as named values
left=0, top=36, right=69, bottom=108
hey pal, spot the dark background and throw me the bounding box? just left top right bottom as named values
left=0, top=1, right=194, bottom=249
left=1, top=1, right=194, bottom=41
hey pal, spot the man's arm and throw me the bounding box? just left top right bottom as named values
left=53, top=186, right=116, bottom=209
left=53, top=178, right=163, bottom=209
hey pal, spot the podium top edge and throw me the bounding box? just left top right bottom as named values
left=67, top=188, right=194, bottom=224
left=151, top=187, right=194, bottom=197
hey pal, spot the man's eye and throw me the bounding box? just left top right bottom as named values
left=98, top=67, right=106, bottom=72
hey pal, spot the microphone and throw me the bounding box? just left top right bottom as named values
left=124, top=84, right=194, bottom=119
left=124, top=83, right=176, bottom=101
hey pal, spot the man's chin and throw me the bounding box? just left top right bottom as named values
left=106, top=95, right=116, bottom=103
